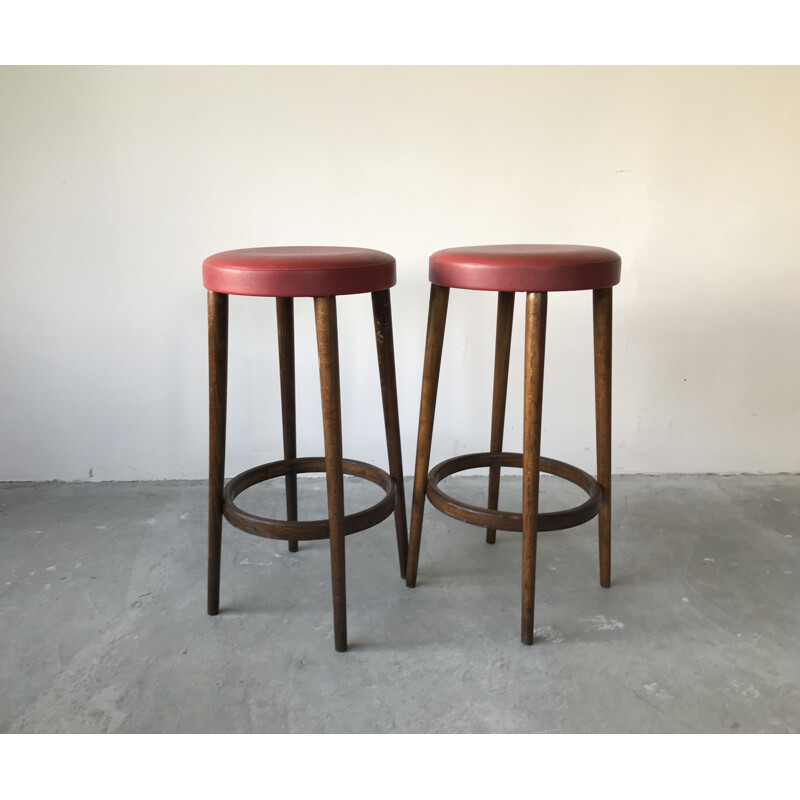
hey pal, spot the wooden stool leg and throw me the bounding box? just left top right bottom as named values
left=276, top=297, right=299, bottom=553
left=371, top=289, right=409, bottom=578
left=314, top=295, right=347, bottom=652
left=593, top=287, right=613, bottom=588
left=207, top=291, right=228, bottom=616
left=521, top=291, right=547, bottom=645
left=406, top=284, right=450, bottom=588
left=486, top=291, right=515, bottom=544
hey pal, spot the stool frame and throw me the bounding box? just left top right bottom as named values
left=406, top=284, right=613, bottom=645
left=207, top=288, right=408, bottom=652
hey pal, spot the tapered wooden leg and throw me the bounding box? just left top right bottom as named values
left=521, top=292, right=547, bottom=645
left=208, top=291, right=228, bottom=616
left=486, top=291, right=515, bottom=544
left=406, top=284, right=450, bottom=588
left=314, top=295, right=347, bottom=652
left=593, top=287, right=613, bottom=588
left=276, top=297, right=299, bottom=553
left=372, top=289, right=409, bottom=578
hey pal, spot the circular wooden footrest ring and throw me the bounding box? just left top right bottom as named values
left=427, top=452, right=603, bottom=532
left=223, top=457, right=397, bottom=541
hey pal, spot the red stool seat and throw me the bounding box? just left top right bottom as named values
left=203, top=246, right=396, bottom=297
left=429, top=244, right=621, bottom=293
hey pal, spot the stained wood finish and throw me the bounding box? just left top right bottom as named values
left=406, top=284, right=450, bottom=588
left=371, top=289, right=409, bottom=578
left=314, top=296, right=347, bottom=652
left=593, top=287, right=613, bottom=588
left=276, top=297, right=299, bottom=552
left=427, top=452, right=601, bottom=532
left=486, top=291, right=515, bottom=544
left=223, top=457, right=396, bottom=539
left=207, top=291, right=229, bottom=616
left=521, top=291, right=547, bottom=645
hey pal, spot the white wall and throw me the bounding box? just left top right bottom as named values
left=1, top=66, right=799, bottom=481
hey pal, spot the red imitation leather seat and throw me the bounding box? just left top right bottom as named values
left=429, top=244, right=621, bottom=293
left=202, top=246, right=396, bottom=297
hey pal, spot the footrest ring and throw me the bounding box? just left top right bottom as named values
left=223, top=457, right=396, bottom=541
left=427, top=452, right=603, bottom=532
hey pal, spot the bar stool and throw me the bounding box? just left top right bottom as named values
left=405, top=244, right=621, bottom=644
left=203, top=246, right=408, bottom=652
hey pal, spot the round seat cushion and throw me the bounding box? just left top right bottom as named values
left=203, top=246, right=396, bottom=297
left=429, top=244, right=621, bottom=292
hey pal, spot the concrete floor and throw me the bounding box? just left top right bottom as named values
left=1, top=473, right=799, bottom=733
